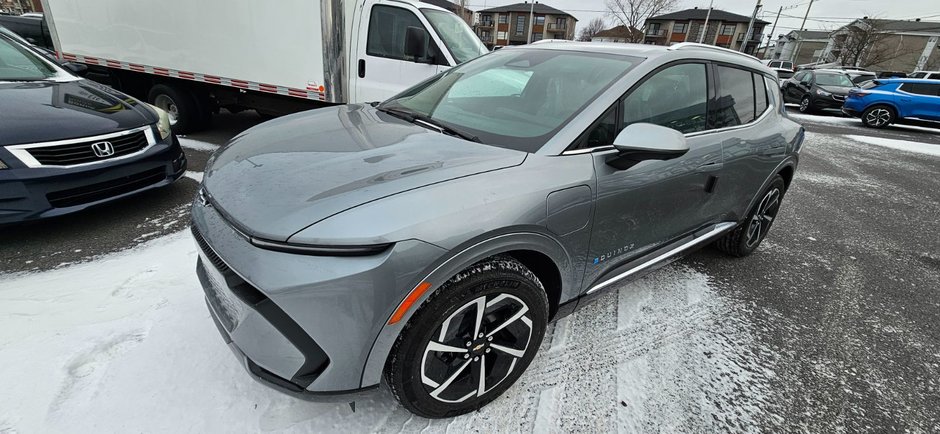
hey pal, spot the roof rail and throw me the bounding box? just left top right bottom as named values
left=531, top=39, right=574, bottom=45
left=667, top=42, right=761, bottom=63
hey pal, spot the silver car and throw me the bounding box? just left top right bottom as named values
left=192, top=42, right=803, bottom=418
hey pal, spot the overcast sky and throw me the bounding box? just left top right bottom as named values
left=466, top=0, right=940, bottom=39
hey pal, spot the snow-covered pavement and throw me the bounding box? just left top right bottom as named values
left=0, top=230, right=777, bottom=432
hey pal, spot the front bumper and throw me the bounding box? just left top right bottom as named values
left=190, top=196, right=444, bottom=395
left=0, top=134, right=186, bottom=225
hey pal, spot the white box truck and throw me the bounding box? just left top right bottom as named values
left=40, top=0, right=487, bottom=132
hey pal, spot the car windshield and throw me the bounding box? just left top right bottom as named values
left=379, top=48, right=640, bottom=152
left=815, top=73, right=853, bottom=87
left=422, top=9, right=487, bottom=64
left=0, top=35, right=55, bottom=81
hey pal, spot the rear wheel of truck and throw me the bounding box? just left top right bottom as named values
left=148, top=84, right=205, bottom=134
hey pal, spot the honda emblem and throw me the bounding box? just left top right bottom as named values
left=91, top=141, right=115, bottom=158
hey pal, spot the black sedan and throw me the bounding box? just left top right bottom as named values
left=0, top=33, right=186, bottom=225
left=781, top=69, right=856, bottom=113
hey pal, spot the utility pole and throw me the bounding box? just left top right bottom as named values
left=527, top=1, right=537, bottom=44
left=763, top=6, right=783, bottom=58
left=698, top=0, right=714, bottom=43
left=740, top=0, right=762, bottom=53
left=799, top=0, right=816, bottom=33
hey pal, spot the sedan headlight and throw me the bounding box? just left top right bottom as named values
left=815, top=89, right=832, bottom=97
left=148, top=104, right=173, bottom=140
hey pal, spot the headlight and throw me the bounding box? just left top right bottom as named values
left=815, top=89, right=832, bottom=97
left=148, top=104, right=172, bottom=140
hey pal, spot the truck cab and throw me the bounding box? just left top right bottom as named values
left=350, top=0, right=486, bottom=103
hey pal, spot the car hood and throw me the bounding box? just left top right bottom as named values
left=819, top=85, right=853, bottom=95
left=203, top=104, right=527, bottom=241
left=0, top=79, right=155, bottom=145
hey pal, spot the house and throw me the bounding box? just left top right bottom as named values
left=644, top=7, right=768, bottom=55
left=420, top=0, right=472, bottom=24
left=771, top=30, right=830, bottom=65
left=819, top=18, right=940, bottom=72
left=475, top=2, right=577, bottom=48
left=591, top=25, right=644, bottom=43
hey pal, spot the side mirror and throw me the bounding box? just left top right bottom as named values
left=63, top=61, right=88, bottom=76
left=403, top=26, right=428, bottom=63
left=606, top=123, right=689, bottom=170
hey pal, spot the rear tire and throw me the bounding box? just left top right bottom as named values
left=798, top=95, right=813, bottom=113
left=148, top=84, right=205, bottom=134
left=715, top=175, right=786, bottom=257
left=861, top=105, right=894, bottom=128
left=385, top=256, right=549, bottom=418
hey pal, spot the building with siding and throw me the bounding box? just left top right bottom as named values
left=475, top=2, right=577, bottom=48
left=644, top=8, right=768, bottom=55
left=591, top=25, right=644, bottom=43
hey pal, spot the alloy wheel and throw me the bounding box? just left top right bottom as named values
left=420, top=293, right=532, bottom=403
left=799, top=96, right=810, bottom=112
left=865, top=108, right=891, bottom=127
left=154, top=94, right=180, bottom=126
left=746, top=187, right=781, bottom=248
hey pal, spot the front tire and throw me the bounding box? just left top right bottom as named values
left=715, top=175, right=786, bottom=257
left=861, top=105, right=895, bottom=128
left=798, top=95, right=813, bottom=113
left=385, top=256, right=549, bottom=418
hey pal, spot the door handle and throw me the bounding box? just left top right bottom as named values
left=696, top=162, right=723, bottom=173
left=358, top=59, right=366, bottom=78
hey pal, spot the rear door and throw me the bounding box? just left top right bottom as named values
left=353, top=3, right=449, bottom=103
left=898, top=82, right=940, bottom=121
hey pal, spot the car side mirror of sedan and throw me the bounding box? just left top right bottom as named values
left=606, top=123, right=689, bottom=170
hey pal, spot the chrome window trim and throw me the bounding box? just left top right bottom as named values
left=5, top=125, right=157, bottom=169
left=561, top=100, right=775, bottom=156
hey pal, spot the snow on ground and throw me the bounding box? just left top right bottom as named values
left=787, top=112, right=940, bottom=134
left=844, top=134, right=940, bottom=158
left=178, top=137, right=220, bottom=152
left=0, top=229, right=778, bottom=432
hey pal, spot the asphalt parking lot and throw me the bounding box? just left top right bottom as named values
left=1, top=107, right=939, bottom=431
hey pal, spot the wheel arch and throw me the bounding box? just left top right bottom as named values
left=359, top=230, right=574, bottom=388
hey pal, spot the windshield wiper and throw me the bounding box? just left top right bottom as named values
left=378, top=106, right=481, bottom=143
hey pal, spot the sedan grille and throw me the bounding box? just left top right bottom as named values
left=25, top=130, right=150, bottom=166
left=46, top=167, right=166, bottom=208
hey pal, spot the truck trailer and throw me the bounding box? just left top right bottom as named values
left=40, top=0, right=487, bottom=132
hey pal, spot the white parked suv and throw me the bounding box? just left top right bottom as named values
left=909, top=71, right=940, bottom=80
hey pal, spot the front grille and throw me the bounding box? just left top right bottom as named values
left=834, top=95, right=846, bottom=101
left=25, top=130, right=149, bottom=166
left=46, top=167, right=166, bottom=208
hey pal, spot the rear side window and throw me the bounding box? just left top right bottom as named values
left=768, top=61, right=781, bottom=68
left=900, top=82, right=940, bottom=96
left=622, top=63, right=708, bottom=134
left=713, top=65, right=756, bottom=128
left=754, top=74, right=769, bottom=115
left=929, top=73, right=940, bottom=80
left=793, top=71, right=809, bottom=82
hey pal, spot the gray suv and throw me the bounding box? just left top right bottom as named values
left=191, top=42, right=802, bottom=418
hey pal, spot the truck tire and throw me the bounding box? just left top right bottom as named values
left=148, top=84, right=204, bottom=134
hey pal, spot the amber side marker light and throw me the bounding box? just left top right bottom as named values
left=388, top=282, right=433, bottom=325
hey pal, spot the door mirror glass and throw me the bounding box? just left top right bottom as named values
left=404, top=26, right=429, bottom=62
left=607, top=123, right=689, bottom=170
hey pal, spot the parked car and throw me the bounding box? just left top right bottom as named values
left=0, top=33, right=186, bottom=225
left=846, top=70, right=877, bottom=85
left=782, top=69, right=856, bottom=113
left=843, top=78, right=940, bottom=128
left=909, top=70, right=940, bottom=80
left=0, top=13, right=51, bottom=49
left=877, top=71, right=907, bottom=78
left=763, top=59, right=794, bottom=71
left=773, top=67, right=794, bottom=85
left=191, top=42, right=802, bottom=418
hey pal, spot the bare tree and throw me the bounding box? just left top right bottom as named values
left=606, top=0, right=680, bottom=43
left=578, top=17, right=608, bottom=41
left=832, top=19, right=922, bottom=68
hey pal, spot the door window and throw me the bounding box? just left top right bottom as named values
left=576, top=105, right=618, bottom=150
left=367, top=6, right=435, bottom=62
left=622, top=63, right=708, bottom=134
left=713, top=65, right=756, bottom=128
left=754, top=73, right=769, bottom=115
left=793, top=71, right=808, bottom=82
left=900, top=82, right=940, bottom=96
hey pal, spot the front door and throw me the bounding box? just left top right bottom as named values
left=353, top=3, right=448, bottom=104
left=582, top=62, right=724, bottom=287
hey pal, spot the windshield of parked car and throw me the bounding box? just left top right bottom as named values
left=379, top=48, right=640, bottom=152
left=0, top=35, right=55, bottom=81
left=422, top=9, right=488, bottom=64
left=815, top=72, right=853, bottom=87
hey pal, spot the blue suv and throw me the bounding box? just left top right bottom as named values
left=843, top=79, right=940, bottom=128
